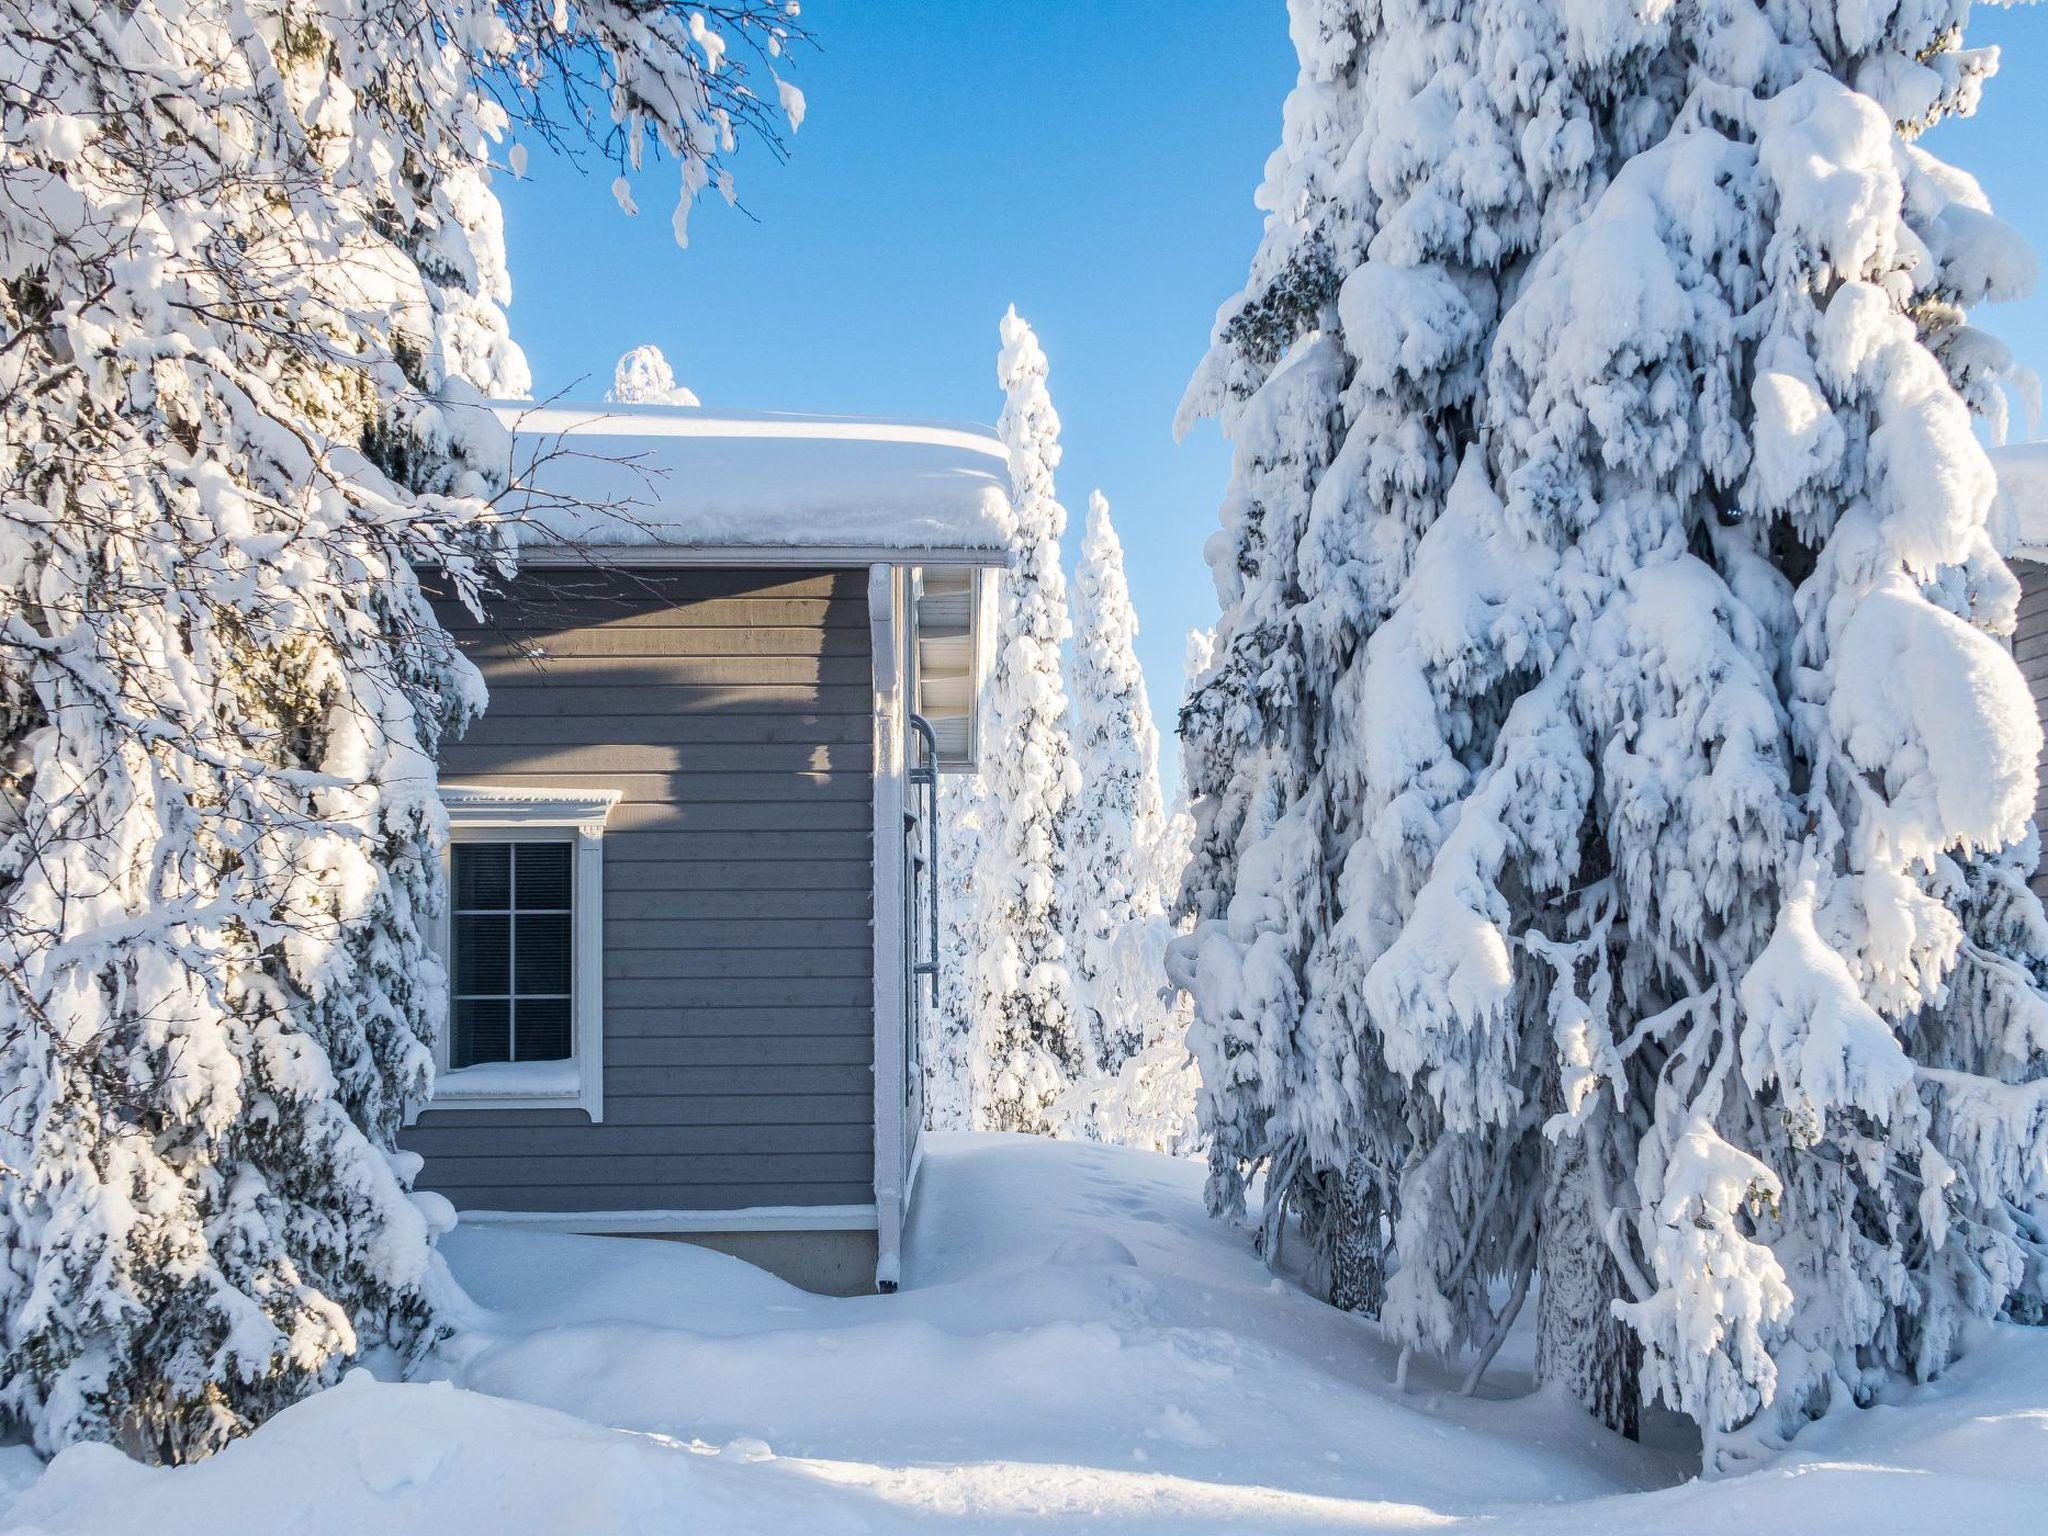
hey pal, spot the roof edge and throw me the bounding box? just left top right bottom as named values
left=511, top=540, right=1013, bottom=570
left=491, top=400, right=1007, bottom=460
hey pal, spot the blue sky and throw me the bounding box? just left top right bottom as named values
left=499, top=4, right=2048, bottom=801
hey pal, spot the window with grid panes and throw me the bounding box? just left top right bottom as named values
left=448, top=840, right=575, bottom=1066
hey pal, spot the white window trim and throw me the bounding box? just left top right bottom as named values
left=425, top=785, right=621, bottom=1122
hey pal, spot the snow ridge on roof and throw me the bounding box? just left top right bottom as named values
left=491, top=401, right=1014, bottom=560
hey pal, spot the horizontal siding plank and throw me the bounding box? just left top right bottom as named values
left=441, top=770, right=868, bottom=803
left=474, top=654, right=872, bottom=689
left=448, top=600, right=870, bottom=633
left=424, top=1153, right=873, bottom=1188
left=404, top=1122, right=873, bottom=1159
left=604, top=832, right=870, bottom=865
left=439, top=568, right=852, bottom=604
left=604, top=1006, right=873, bottom=1037
left=604, top=919, right=872, bottom=951
left=424, top=801, right=872, bottom=836
left=602, top=890, right=871, bottom=921
left=603, top=801, right=871, bottom=834
left=606, top=1034, right=873, bottom=1068
left=464, top=686, right=867, bottom=717
left=431, top=1183, right=875, bottom=1211
left=413, top=1092, right=872, bottom=1130
left=557, top=1093, right=874, bottom=1125
left=604, top=976, right=872, bottom=1008
left=453, top=713, right=873, bottom=748
left=446, top=743, right=872, bottom=777
left=461, top=626, right=870, bottom=661
left=605, top=949, right=870, bottom=981
left=603, top=1064, right=873, bottom=1096
left=606, top=859, right=873, bottom=893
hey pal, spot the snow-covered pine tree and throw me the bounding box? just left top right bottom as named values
left=1057, top=492, right=1197, bottom=1149
left=951, top=308, right=1085, bottom=1135
left=1175, top=0, right=2048, bottom=1461
left=1172, top=0, right=1649, bottom=1312
left=0, top=0, right=802, bottom=1462
left=608, top=344, right=702, bottom=406
left=1065, top=491, right=1174, bottom=1065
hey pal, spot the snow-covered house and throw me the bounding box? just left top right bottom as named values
left=399, top=403, right=1008, bottom=1293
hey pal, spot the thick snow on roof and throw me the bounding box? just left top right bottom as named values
left=1992, top=443, right=2048, bottom=564
left=493, top=402, right=1013, bottom=561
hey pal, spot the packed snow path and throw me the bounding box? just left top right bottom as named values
left=5, top=1134, right=2046, bottom=1533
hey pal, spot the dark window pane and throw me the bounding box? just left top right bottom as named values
left=453, top=843, right=510, bottom=910
left=452, top=998, right=510, bottom=1067
left=454, top=913, right=510, bottom=994
left=515, top=842, right=572, bottom=909
left=514, top=911, right=572, bottom=994
left=516, top=996, right=572, bottom=1062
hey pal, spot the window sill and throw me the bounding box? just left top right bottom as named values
left=427, top=1059, right=597, bottom=1118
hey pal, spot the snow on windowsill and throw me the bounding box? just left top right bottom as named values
left=435, top=1060, right=581, bottom=1100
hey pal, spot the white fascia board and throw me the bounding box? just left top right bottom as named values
left=511, top=543, right=1012, bottom=571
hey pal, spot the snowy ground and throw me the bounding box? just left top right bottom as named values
left=3, top=1133, right=2046, bottom=1534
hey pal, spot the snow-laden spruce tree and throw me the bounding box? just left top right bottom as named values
left=0, top=0, right=802, bottom=1462
left=1058, top=492, right=1196, bottom=1148
left=608, top=344, right=701, bottom=406
left=1174, top=0, right=2048, bottom=1460
left=1065, top=492, right=1174, bottom=1063
left=1172, top=0, right=1659, bottom=1313
left=948, top=309, right=1085, bottom=1135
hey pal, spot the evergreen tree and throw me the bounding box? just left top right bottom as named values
left=1066, top=491, right=1174, bottom=1068
left=953, top=308, right=1085, bottom=1134
left=1058, top=493, right=1197, bottom=1150
left=608, top=344, right=701, bottom=406
left=0, top=0, right=802, bottom=1461
left=1173, top=0, right=1644, bottom=1313
left=1175, top=0, right=2048, bottom=1460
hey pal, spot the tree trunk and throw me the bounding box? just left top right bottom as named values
left=1536, top=1125, right=1641, bottom=1438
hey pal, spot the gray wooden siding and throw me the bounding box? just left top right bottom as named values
left=2015, top=560, right=2048, bottom=899
left=400, top=567, right=876, bottom=1214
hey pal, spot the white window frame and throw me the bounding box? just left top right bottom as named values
left=425, top=785, right=620, bottom=1122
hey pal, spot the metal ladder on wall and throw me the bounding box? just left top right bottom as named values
left=905, top=714, right=939, bottom=1115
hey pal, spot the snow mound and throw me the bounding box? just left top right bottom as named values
left=1047, top=1232, right=1140, bottom=1268
left=4, top=1135, right=2046, bottom=1534
left=0, top=1371, right=869, bottom=1536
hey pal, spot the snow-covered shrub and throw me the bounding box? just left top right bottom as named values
left=1175, top=0, right=2048, bottom=1462
left=608, top=345, right=701, bottom=406
left=0, top=0, right=802, bottom=1463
